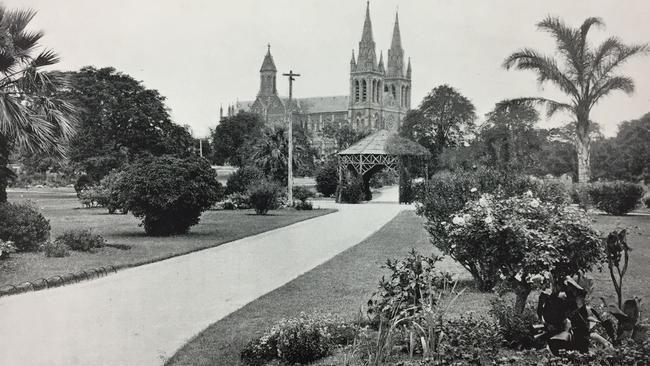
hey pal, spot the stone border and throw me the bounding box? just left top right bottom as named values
left=0, top=265, right=118, bottom=297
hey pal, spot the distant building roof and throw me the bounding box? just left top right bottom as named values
left=237, top=95, right=348, bottom=115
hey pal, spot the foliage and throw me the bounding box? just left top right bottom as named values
left=440, top=315, right=503, bottom=362
left=224, top=165, right=264, bottom=195
left=315, top=158, right=338, bottom=197
left=645, top=195, right=650, bottom=209
left=247, top=181, right=281, bottom=215
left=570, top=183, right=593, bottom=210
left=0, top=202, right=51, bottom=251
left=111, top=156, right=222, bottom=236
left=322, top=122, right=370, bottom=151
left=74, top=174, right=95, bottom=196
left=369, top=169, right=398, bottom=189
left=531, top=178, right=571, bottom=205
left=41, top=240, right=69, bottom=258
left=294, top=200, right=313, bottom=210
left=503, top=16, right=649, bottom=182
left=222, top=192, right=250, bottom=210
left=62, top=66, right=194, bottom=181
left=78, top=186, right=107, bottom=208
left=400, top=85, right=476, bottom=166
left=337, top=175, right=364, bottom=203
left=292, top=186, right=314, bottom=203
left=435, top=191, right=603, bottom=311
left=367, top=249, right=451, bottom=324
left=542, top=340, right=650, bottom=366
left=55, top=229, right=105, bottom=252
left=210, top=112, right=264, bottom=166
left=0, top=239, right=17, bottom=260
left=490, top=297, right=539, bottom=349
left=0, top=5, right=78, bottom=203
left=240, top=313, right=355, bottom=365
left=588, top=181, right=644, bottom=215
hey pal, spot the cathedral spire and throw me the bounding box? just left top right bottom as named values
left=390, top=11, right=402, bottom=50
left=260, top=43, right=277, bottom=72
left=387, top=11, right=404, bottom=77
left=378, top=51, right=385, bottom=73
left=259, top=44, right=277, bottom=96
left=406, top=57, right=411, bottom=79
left=356, top=1, right=377, bottom=71
left=350, top=49, right=356, bottom=70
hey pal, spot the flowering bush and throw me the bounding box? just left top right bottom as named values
left=0, top=202, right=51, bottom=252
left=240, top=313, right=355, bottom=365
left=0, top=239, right=17, bottom=259
left=436, top=191, right=603, bottom=310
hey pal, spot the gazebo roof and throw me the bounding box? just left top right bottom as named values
left=338, top=129, right=430, bottom=157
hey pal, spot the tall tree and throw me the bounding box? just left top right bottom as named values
left=322, top=122, right=370, bottom=151
left=400, top=84, right=476, bottom=167
left=0, top=6, right=78, bottom=202
left=62, top=67, right=194, bottom=181
left=503, top=16, right=648, bottom=182
left=210, top=111, right=264, bottom=166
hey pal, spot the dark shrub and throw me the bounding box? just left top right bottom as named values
left=645, top=196, right=650, bottom=208
left=490, top=297, right=539, bottom=349
left=292, top=186, right=314, bottom=205
left=248, top=181, right=281, bottom=215
left=41, top=241, right=69, bottom=258
left=337, top=175, right=364, bottom=203
left=55, top=229, right=106, bottom=252
left=588, top=181, right=645, bottom=215
left=100, top=169, right=128, bottom=214
left=0, top=202, right=50, bottom=251
left=225, top=165, right=264, bottom=195
left=532, top=179, right=571, bottom=205
left=441, top=315, right=503, bottom=363
left=315, top=159, right=338, bottom=197
left=294, top=200, right=313, bottom=210
left=570, top=183, right=592, bottom=210
left=112, top=156, right=222, bottom=236
left=0, top=239, right=17, bottom=259
left=369, top=169, right=398, bottom=188
left=399, top=176, right=415, bottom=203
left=74, top=174, right=94, bottom=197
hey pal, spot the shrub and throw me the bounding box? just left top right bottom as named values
left=0, top=239, right=17, bottom=259
left=315, top=159, right=338, bottom=197
left=644, top=196, right=650, bottom=208
left=225, top=165, right=264, bottom=195
left=489, top=297, right=539, bottom=349
left=111, top=156, right=222, bottom=236
left=74, top=174, right=94, bottom=197
left=440, top=192, right=603, bottom=309
left=248, top=181, right=281, bottom=215
left=55, top=229, right=106, bottom=252
left=0, top=202, right=51, bottom=252
left=441, top=315, right=503, bottom=363
left=294, top=200, right=313, bottom=210
left=100, top=169, right=128, bottom=214
left=570, top=183, right=592, bottom=210
left=241, top=313, right=353, bottom=365
left=292, top=185, right=314, bottom=203
left=370, top=169, right=398, bottom=188
left=367, top=249, right=451, bottom=323
left=588, top=181, right=644, bottom=215
left=41, top=241, right=69, bottom=258
left=531, top=179, right=571, bottom=205
left=337, top=175, right=364, bottom=203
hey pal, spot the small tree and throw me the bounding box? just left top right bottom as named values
left=315, top=158, right=338, bottom=197
left=248, top=181, right=281, bottom=215
left=112, top=156, right=222, bottom=236
left=224, top=165, right=264, bottom=195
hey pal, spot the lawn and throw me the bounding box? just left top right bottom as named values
left=165, top=209, right=650, bottom=366
left=1, top=188, right=334, bottom=288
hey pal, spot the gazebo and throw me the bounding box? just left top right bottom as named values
left=337, top=130, right=431, bottom=203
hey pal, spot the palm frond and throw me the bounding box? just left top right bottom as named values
left=498, top=97, right=573, bottom=118
left=31, top=49, right=59, bottom=68
left=503, top=48, right=579, bottom=98
left=536, top=16, right=582, bottom=78
left=6, top=9, right=37, bottom=35
left=589, top=76, right=635, bottom=108
left=12, top=30, right=44, bottom=60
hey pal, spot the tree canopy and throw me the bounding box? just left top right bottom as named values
left=209, top=112, right=264, bottom=166
left=61, top=66, right=194, bottom=181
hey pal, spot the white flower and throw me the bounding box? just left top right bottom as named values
left=515, top=271, right=523, bottom=282
left=441, top=221, right=447, bottom=226
left=484, top=215, right=494, bottom=224
left=530, top=199, right=540, bottom=208
left=463, top=141, right=470, bottom=147
left=470, top=187, right=478, bottom=193
left=478, top=197, right=489, bottom=207
left=463, top=213, right=471, bottom=221
left=525, top=190, right=533, bottom=198
left=452, top=216, right=465, bottom=225
left=527, top=273, right=545, bottom=284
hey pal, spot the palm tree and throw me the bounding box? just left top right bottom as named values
left=249, top=126, right=307, bottom=185
left=0, top=6, right=77, bottom=202
left=503, top=16, right=648, bottom=182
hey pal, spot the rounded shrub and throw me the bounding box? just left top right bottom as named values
left=41, top=241, right=69, bottom=258
left=644, top=196, right=650, bottom=209
left=336, top=176, right=364, bottom=203
left=0, top=202, right=51, bottom=251
left=112, top=156, right=223, bottom=236
left=55, top=229, right=106, bottom=252
left=315, top=159, right=338, bottom=197
left=248, top=181, right=281, bottom=215
left=225, top=165, right=264, bottom=195
left=588, top=181, right=645, bottom=215
left=74, top=174, right=94, bottom=197
left=0, top=239, right=17, bottom=259
left=292, top=186, right=314, bottom=204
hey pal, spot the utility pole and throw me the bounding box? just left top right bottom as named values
left=283, top=70, right=300, bottom=205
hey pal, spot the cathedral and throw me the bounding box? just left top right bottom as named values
left=228, top=3, right=412, bottom=155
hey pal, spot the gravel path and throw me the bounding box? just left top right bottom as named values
left=0, top=195, right=408, bottom=366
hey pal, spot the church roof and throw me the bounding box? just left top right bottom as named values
left=237, top=95, right=348, bottom=115
left=260, top=45, right=277, bottom=72
left=338, top=130, right=430, bottom=156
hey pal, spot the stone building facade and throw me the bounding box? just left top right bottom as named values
left=230, top=3, right=411, bottom=155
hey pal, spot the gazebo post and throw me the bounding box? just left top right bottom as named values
left=336, top=156, right=343, bottom=203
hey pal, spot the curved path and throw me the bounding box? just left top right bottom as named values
left=0, top=188, right=408, bottom=366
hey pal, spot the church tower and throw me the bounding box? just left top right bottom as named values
left=383, top=11, right=411, bottom=130
left=349, top=2, right=384, bottom=131
left=251, top=44, right=285, bottom=125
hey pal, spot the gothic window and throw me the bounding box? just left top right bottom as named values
left=354, top=80, right=360, bottom=102
left=401, top=86, right=405, bottom=106
left=377, top=81, right=381, bottom=102
left=362, top=79, right=367, bottom=101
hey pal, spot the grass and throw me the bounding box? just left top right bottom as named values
left=1, top=188, right=334, bottom=287
left=166, top=209, right=650, bottom=366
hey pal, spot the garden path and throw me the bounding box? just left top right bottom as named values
left=0, top=192, right=409, bottom=366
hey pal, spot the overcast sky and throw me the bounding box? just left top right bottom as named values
left=6, top=0, right=650, bottom=137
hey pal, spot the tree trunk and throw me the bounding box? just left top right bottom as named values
left=575, top=108, right=591, bottom=183
left=514, top=283, right=532, bottom=314
left=0, top=135, right=9, bottom=203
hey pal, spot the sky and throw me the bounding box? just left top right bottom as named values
left=5, top=0, right=650, bottom=138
